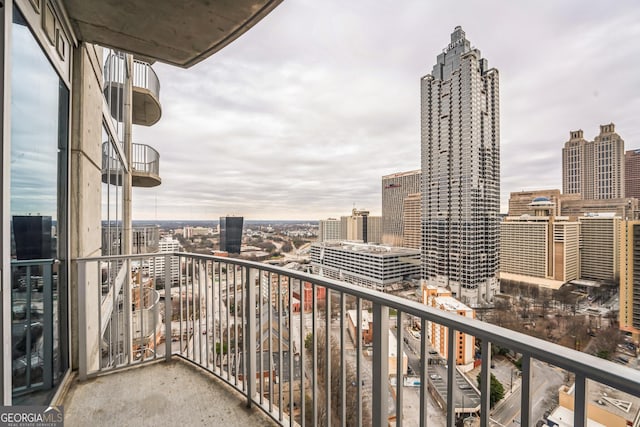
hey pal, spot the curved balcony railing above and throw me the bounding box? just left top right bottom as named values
left=131, top=143, right=161, bottom=187
left=103, top=53, right=162, bottom=126
left=101, top=142, right=161, bottom=187
left=131, top=59, right=162, bottom=126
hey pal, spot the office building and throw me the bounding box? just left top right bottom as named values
left=220, top=216, right=244, bottom=253
left=402, top=193, right=421, bottom=249
left=310, top=241, right=420, bottom=291
left=340, top=208, right=382, bottom=243
left=562, top=124, right=625, bottom=200
left=578, top=214, right=621, bottom=284
left=508, top=189, right=561, bottom=216
left=422, top=286, right=475, bottom=370
left=620, top=221, right=640, bottom=341
left=381, top=170, right=421, bottom=246
left=151, top=236, right=182, bottom=286
left=318, top=218, right=342, bottom=242
left=420, top=26, right=500, bottom=305
left=500, top=198, right=579, bottom=289
left=183, top=226, right=213, bottom=238
left=625, top=149, right=640, bottom=199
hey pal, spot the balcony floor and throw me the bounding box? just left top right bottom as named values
left=63, top=359, right=277, bottom=426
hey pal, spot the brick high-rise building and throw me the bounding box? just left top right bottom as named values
left=620, top=220, right=640, bottom=342
left=625, top=149, right=640, bottom=200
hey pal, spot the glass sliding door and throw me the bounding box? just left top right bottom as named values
left=9, top=6, right=68, bottom=404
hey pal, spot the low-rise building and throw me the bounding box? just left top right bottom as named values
left=310, top=241, right=420, bottom=291
left=548, top=383, right=640, bottom=427
left=346, top=310, right=373, bottom=345
left=422, top=286, right=475, bottom=370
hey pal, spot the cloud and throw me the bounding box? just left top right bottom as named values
left=131, top=0, right=640, bottom=220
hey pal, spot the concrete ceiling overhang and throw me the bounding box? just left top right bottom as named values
left=61, top=0, right=282, bottom=68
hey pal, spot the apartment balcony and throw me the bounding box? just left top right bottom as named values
left=131, top=143, right=162, bottom=187
left=104, top=54, right=162, bottom=126
left=62, top=253, right=640, bottom=427
left=101, top=142, right=161, bottom=188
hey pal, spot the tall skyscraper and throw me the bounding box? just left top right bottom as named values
left=220, top=216, right=244, bottom=253
left=562, top=124, right=625, bottom=200
left=625, top=149, right=640, bottom=199
left=420, top=26, right=500, bottom=305
left=382, top=170, right=421, bottom=246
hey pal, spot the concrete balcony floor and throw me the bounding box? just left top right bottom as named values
left=63, top=359, right=277, bottom=426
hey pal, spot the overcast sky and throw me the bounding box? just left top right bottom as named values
left=132, top=0, right=640, bottom=221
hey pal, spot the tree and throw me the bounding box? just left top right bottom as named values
left=590, top=326, right=622, bottom=360
left=309, top=329, right=371, bottom=426
left=477, top=372, right=505, bottom=408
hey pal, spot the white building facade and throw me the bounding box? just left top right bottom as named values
left=310, top=241, right=420, bottom=291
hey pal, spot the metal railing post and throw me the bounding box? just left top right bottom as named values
left=480, top=340, right=491, bottom=427
left=77, top=260, right=88, bottom=381
left=573, top=372, right=587, bottom=427
left=42, top=261, right=54, bottom=388
left=446, top=327, right=455, bottom=427
left=164, top=254, right=173, bottom=362
left=372, top=302, right=389, bottom=427
left=396, top=311, right=403, bottom=427
left=245, top=266, right=257, bottom=407
left=520, top=354, right=532, bottom=427
left=419, top=318, right=428, bottom=427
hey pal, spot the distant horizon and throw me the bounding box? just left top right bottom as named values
left=132, top=219, right=319, bottom=225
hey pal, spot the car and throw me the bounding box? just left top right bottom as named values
left=429, top=374, right=441, bottom=380
left=459, top=384, right=472, bottom=390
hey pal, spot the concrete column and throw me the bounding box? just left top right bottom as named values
left=69, top=42, right=104, bottom=373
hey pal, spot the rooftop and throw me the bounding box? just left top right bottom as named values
left=313, top=241, right=420, bottom=256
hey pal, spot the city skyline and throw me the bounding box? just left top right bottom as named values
left=132, top=1, right=640, bottom=220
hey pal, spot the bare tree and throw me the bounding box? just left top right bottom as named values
left=310, top=328, right=371, bottom=427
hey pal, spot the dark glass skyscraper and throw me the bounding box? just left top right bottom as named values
left=220, top=216, right=243, bottom=254
left=420, top=27, right=500, bottom=305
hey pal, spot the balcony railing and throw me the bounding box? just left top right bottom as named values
left=132, top=59, right=160, bottom=101
left=101, top=142, right=161, bottom=187
left=103, top=53, right=162, bottom=126
left=11, top=259, right=57, bottom=398
left=131, top=143, right=161, bottom=187
left=75, top=253, right=640, bottom=427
